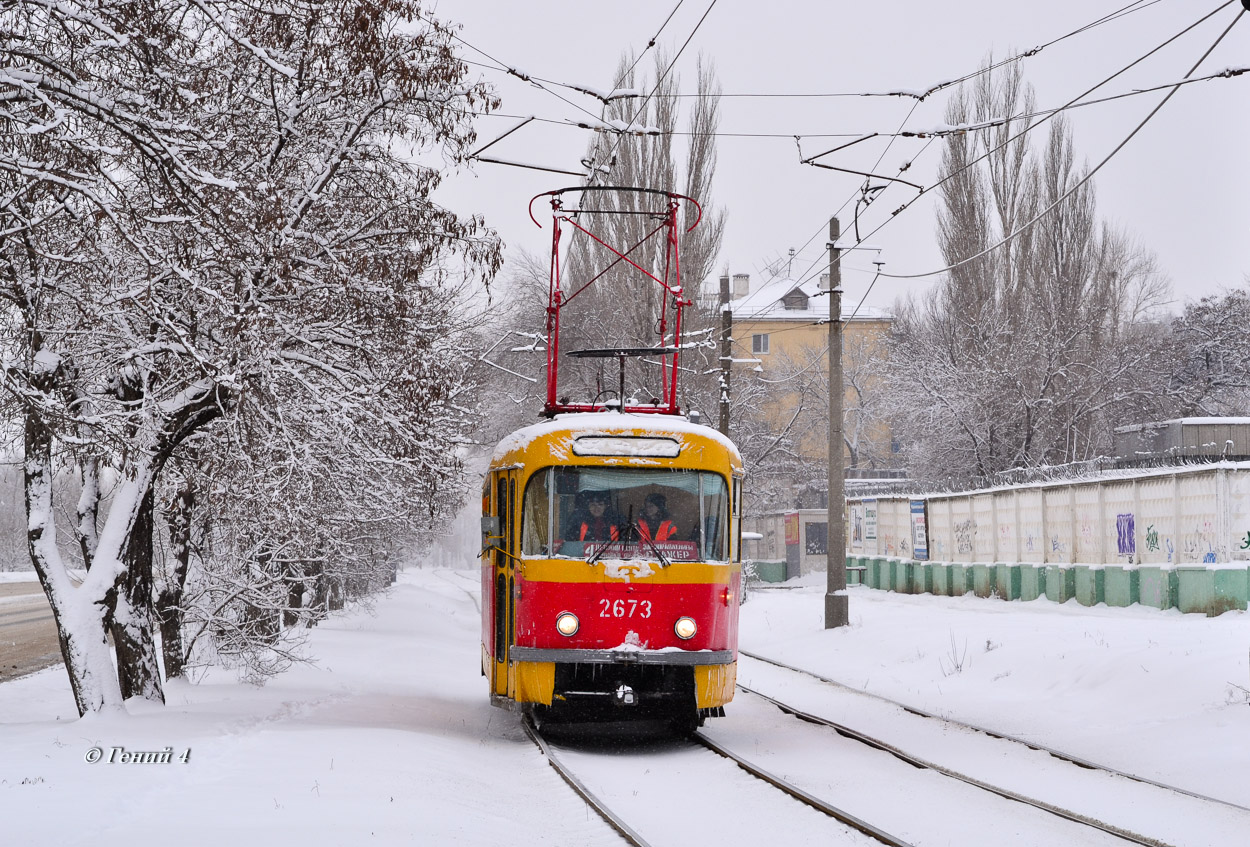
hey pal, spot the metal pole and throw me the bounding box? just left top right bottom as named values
left=718, top=273, right=732, bottom=436
left=825, top=218, right=848, bottom=628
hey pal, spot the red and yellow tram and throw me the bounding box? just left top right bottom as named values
left=481, top=412, right=743, bottom=728
left=483, top=185, right=739, bottom=727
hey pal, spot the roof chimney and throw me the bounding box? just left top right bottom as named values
left=733, top=273, right=750, bottom=298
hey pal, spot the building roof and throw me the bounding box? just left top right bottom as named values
left=725, top=276, right=892, bottom=322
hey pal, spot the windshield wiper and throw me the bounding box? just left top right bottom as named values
left=635, top=526, right=671, bottom=568
left=623, top=505, right=671, bottom=568
left=587, top=536, right=614, bottom=564
left=587, top=505, right=671, bottom=567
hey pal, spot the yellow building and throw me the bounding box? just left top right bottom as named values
left=724, top=272, right=896, bottom=491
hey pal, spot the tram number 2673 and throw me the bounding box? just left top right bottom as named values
left=599, top=598, right=653, bottom=619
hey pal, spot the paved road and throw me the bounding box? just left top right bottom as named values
left=0, top=583, right=62, bottom=682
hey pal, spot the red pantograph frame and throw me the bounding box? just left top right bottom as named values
left=528, top=186, right=702, bottom=418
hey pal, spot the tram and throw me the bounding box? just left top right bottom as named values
left=481, top=186, right=744, bottom=728
left=482, top=413, right=743, bottom=727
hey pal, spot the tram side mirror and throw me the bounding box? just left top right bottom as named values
left=481, top=516, right=502, bottom=547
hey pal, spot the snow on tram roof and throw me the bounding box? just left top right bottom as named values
left=490, top=412, right=742, bottom=465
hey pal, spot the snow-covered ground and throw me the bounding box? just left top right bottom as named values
left=3, top=567, right=1248, bottom=845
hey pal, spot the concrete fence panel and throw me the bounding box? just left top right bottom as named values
left=1138, top=477, right=1176, bottom=565
left=1018, top=488, right=1046, bottom=564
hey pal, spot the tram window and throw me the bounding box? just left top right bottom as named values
left=521, top=470, right=551, bottom=555
left=699, top=473, right=729, bottom=562
left=520, top=467, right=731, bottom=562
left=508, top=478, right=516, bottom=553
left=732, top=477, right=742, bottom=563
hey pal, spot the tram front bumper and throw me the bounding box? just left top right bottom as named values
left=508, top=646, right=733, bottom=665
left=507, top=648, right=737, bottom=711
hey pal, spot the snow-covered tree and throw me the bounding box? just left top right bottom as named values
left=1168, top=284, right=1250, bottom=416
left=1, top=1, right=499, bottom=714
left=884, top=64, right=1171, bottom=486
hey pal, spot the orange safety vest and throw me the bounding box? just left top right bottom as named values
left=579, top=519, right=619, bottom=542
left=638, top=519, right=675, bottom=542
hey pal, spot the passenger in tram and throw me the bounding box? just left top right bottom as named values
left=637, top=493, right=677, bottom=542
left=568, top=491, right=621, bottom=542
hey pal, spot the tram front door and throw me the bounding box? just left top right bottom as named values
left=489, top=469, right=518, bottom=697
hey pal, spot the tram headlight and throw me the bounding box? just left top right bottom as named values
left=556, top=612, right=579, bottom=637
left=674, top=616, right=697, bottom=640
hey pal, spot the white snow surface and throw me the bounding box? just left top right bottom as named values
left=3, top=568, right=1249, bottom=845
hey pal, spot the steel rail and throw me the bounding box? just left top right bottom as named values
left=522, top=717, right=653, bottom=847
left=691, top=730, right=916, bottom=847
left=527, top=714, right=912, bottom=847
left=741, top=649, right=1250, bottom=815
left=735, top=683, right=1172, bottom=847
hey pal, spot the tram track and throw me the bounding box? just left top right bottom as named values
left=523, top=715, right=914, bottom=847
left=688, top=729, right=915, bottom=847
left=733, top=682, right=1169, bottom=847
left=731, top=650, right=1250, bottom=847
left=525, top=703, right=1179, bottom=847
left=505, top=631, right=1243, bottom=845
left=523, top=717, right=654, bottom=847
left=741, top=648, right=1250, bottom=815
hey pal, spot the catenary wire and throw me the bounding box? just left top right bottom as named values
left=581, top=0, right=690, bottom=184
left=794, top=0, right=1239, bottom=315
left=770, top=99, right=923, bottom=320
left=589, top=0, right=721, bottom=185
left=457, top=59, right=1248, bottom=144
left=450, top=0, right=1174, bottom=182
left=414, top=11, right=608, bottom=128
left=874, top=2, right=1245, bottom=281
left=720, top=0, right=1230, bottom=337
left=896, top=65, right=1249, bottom=138
left=737, top=0, right=1180, bottom=307
left=460, top=0, right=1162, bottom=105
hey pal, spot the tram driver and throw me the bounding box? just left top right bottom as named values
left=637, top=493, right=677, bottom=542
left=567, top=490, right=621, bottom=543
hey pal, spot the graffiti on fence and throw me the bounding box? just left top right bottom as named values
left=1181, top=521, right=1216, bottom=564
left=954, top=519, right=976, bottom=555
left=1116, top=513, right=1135, bottom=556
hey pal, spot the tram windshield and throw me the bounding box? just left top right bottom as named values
left=522, top=467, right=729, bottom=562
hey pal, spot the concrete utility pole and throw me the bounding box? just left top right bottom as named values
left=718, top=272, right=732, bottom=436
left=825, top=217, right=848, bottom=629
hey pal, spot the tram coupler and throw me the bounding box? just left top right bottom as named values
left=613, top=683, right=638, bottom=707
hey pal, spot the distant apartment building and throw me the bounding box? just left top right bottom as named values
left=720, top=271, right=899, bottom=507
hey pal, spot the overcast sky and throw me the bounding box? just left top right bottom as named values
left=433, top=0, right=1249, bottom=316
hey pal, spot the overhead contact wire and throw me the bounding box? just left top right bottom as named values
left=878, top=1, right=1245, bottom=281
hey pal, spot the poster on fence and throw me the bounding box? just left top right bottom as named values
left=784, top=512, right=800, bottom=546
left=910, top=499, right=928, bottom=560
left=850, top=502, right=864, bottom=553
